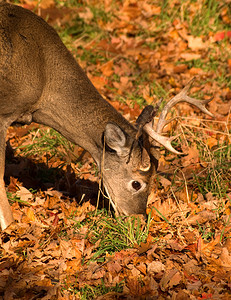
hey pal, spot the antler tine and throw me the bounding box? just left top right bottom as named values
left=156, top=77, right=214, bottom=134
left=142, top=78, right=214, bottom=155
left=143, top=123, right=182, bottom=154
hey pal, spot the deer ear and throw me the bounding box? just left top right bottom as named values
left=104, top=123, right=127, bottom=156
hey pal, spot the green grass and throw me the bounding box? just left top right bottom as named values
left=60, top=210, right=151, bottom=297
left=170, top=126, right=231, bottom=200
left=157, top=0, right=230, bottom=36
left=79, top=48, right=108, bottom=65
left=59, top=209, right=152, bottom=263
left=69, top=210, right=152, bottom=262
left=7, top=192, right=31, bottom=205
left=62, top=279, right=124, bottom=300
left=197, top=221, right=215, bottom=241
left=89, top=215, right=151, bottom=261
left=79, top=280, right=124, bottom=300
left=124, top=76, right=170, bottom=107
left=186, top=0, right=230, bottom=36
left=55, top=0, right=78, bottom=6
left=54, top=2, right=112, bottom=68
left=195, top=142, right=231, bottom=198
left=18, top=127, right=77, bottom=164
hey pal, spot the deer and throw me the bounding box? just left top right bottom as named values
left=0, top=2, right=213, bottom=230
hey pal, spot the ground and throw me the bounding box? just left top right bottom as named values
left=0, top=0, right=231, bottom=299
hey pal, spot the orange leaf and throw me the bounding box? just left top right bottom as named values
left=25, top=207, right=36, bottom=222
left=206, top=137, right=217, bottom=149
left=8, top=177, right=19, bottom=192
left=100, top=60, right=114, bottom=77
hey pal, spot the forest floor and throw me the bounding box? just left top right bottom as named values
left=1, top=0, right=231, bottom=299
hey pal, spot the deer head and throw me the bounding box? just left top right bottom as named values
left=101, top=122, right=156, bottom=216
left=100, top=78, right=213, bottom=217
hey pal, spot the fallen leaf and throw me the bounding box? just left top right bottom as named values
left=16, top=186, right=33, bottom=202
left=219, top=247, right=231, bottom=268
left=147, top=261, right=165, bottom=274
left=180, top=53, right=201, bottom=61
left=160, top=269, right=182, bottom=291
left=217, top=102, right=231, bottom=115
left=23, top=207, right=36, bottom=222
left=187, top=36, right=207, bottom=50
left=7, top=177, right=19, bottom=192
left=78, top=7, right=94, bottom=23
left=107, top=261, right=122, bottom=274
left=213, top=31, right=231, bottom=42
left=189, top=67, right=205, bottom=75
left=134, top=241, right=152, bottom=254
left=173, top=64, right=188, bottom=74
left=181, top=145, right=200, bottom=168
left=206, top=137, right=217, bottom=149
left=100, top=60, right=114, bottom=77
left=187, top=210, right=216, bottom=225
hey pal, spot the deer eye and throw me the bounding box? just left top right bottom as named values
left=132, top=181, right=141, bottom=191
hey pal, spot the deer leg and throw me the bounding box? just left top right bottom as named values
left=0, top=127, right=14, bottom=230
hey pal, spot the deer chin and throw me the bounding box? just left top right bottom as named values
left=116, top=205, right=147, bottom=221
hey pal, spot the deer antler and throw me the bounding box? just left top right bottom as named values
left=143, top=78, right=214, bottom=154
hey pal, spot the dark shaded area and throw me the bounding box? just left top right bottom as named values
left=4, top=140, right=109, bottom=211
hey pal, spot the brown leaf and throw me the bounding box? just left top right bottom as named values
left=141, top=3, right=161, bottom=17
left=158, top=176, right=172, bottom=189
left=78, top=7, right=94, bottom=23
left=136, top=262, right=147, bottom=275
left=147, top=261, right=165, bottom=274
left=183, top=259, right=201, bottom=277
left=23, top=207, right=36, bottom=222
left=40, top=0, right=55, bottom=9
left=175, top=290, right=191, bottom=300
left=168, top=239, right=185, bottom=251
left=88, top=75, right=108, bottom=90
left=66, top=258, right=82, bottom=273
left=219, top=247, right=231, bottom=268
left=122, top=3, right=141, bottom=20
left=183, top=231, right=198, bottom=244
left=181, top=145, right=199, bottom=168
left=7, top=177, right=19, bottom=192
left=16, top=186, right=33, bottom=202
left=107, top=261, right=122, bottom=274
left=187, top=210, right=216, bottom=225
left=100, top=60, right=114, bottom=77
left=180, top=53, right=201, bottom=61
left=189, top=67, right=205, bottom=75
left=217, top=102, right=231, bottom=115
left=134, top=241, right=152, bottom=254
left=160, top=269, right=182, bottom=291
left=173, top=64, right=188, bottom=74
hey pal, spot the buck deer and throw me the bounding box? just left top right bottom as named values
left=0, top=3, right=213, bottom=230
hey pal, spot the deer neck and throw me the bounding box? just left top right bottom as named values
left=32, top=62, right=137, bottom=166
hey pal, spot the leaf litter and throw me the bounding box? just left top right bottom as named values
left=1, top=0, right=231, bottom=299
